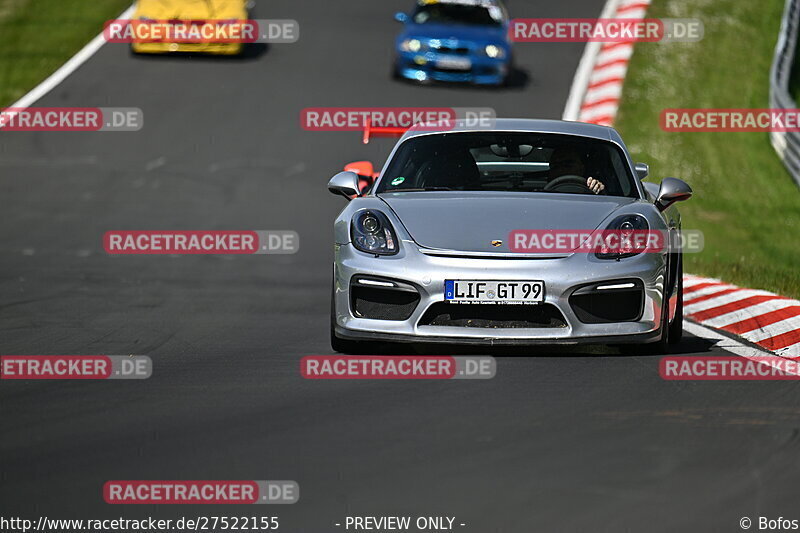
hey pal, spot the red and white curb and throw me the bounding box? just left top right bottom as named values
left=564, top=0, right=800, bottom=358
left=563, top=0, right=652, bottom=125
left=684, top=275, right=800, bottom=358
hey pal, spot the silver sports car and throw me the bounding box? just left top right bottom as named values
left=328, top=119, right=692, bottom=353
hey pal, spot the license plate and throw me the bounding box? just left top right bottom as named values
left=444, top=280, right=545, bottom=304
left=436, top=57, right=472, bottom=70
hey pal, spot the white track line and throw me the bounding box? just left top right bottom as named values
left=562, top=0, right=653, bottom=125
left=562, top=0, right=623, bottom=120
left=776, top=342, right=800, bottom=358
left=684, top=321, right=798, bottom=374
left=577, top=0, right=651, bottom=125
left=5, top=4, right=134, bottom=111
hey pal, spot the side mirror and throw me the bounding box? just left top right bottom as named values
left=634, top=162, right=649, bottom=180
left=655, top=177, right=692, bottom=211
left=394, top=12, right=409, bottom=23
left=328, top=171, right=361, bottom=200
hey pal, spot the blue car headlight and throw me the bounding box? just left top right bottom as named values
left=351, top=210, right=399, bottom=256
left=400, top=38, right=425, bottom=52
left=484, top=44, right=506, bottom=59
left=595, top=214, right=651, bottom=260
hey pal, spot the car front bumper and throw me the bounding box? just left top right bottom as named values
left=394, top=51, right=509, bottom=85
left=132, top=41, right=244, bottom=55
left=333, top=242, right=668, bottom=345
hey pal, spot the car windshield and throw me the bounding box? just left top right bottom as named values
left=376, top=132, right=638, bottom=198
left=412, top=4, right=503, bottom=27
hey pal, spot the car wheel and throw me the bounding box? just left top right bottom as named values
left=619, top=253, right=678, bottom=355
left=649, top=251, right=686, bottom=353
left=391, top=60, right=402, bottom=80
left=500, top=61, right=512, bottom=87
left=668, top=254, right=684, bottom=344
left=646, top=254, right=679, bottom=354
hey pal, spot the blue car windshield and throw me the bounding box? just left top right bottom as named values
left=376, top=132, right=638, bottom=198
left=412, top=4, right=502, bottom=27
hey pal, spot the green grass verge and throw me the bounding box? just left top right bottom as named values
left=616, top=0, right=800, bottom=298
left=0, top=0, right=131, bottom=107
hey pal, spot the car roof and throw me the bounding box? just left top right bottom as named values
left=400, top=118, right=621, bottom=144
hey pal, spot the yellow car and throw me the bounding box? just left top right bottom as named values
left=131, top=0, right=250, bottom=55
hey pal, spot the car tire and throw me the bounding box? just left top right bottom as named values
left=391, top=60, right=402, bottom=81
left=647, top=253, right=680, bottom=354
left=500, top=58, right=513, bottom=87
left=619, top=314, right=669, bottom=355
left=619, top=253, right=681, bottom=355
left=668, top=254, right=684, bottom=344
left=648, top=251, right=685, bottom=353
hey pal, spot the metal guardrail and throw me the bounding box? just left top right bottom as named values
left=770, top=0, right=800, bottom=187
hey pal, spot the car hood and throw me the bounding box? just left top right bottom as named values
left=379, top=191, right=637, bottom=253
left=135, top=0, right=245, bottom=19
left=401, top=23, right=507, bottom=45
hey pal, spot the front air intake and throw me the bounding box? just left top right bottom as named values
left=350, top=277, right=420, bottom=321
left=419, top=303, right=567, bottom=329
left=569, top=279, right=645, bottom=324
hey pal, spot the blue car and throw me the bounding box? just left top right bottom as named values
left=393, top=0, right=512, bottom=86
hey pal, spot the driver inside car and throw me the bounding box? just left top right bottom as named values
left=547, top=147, right=606, bottom=195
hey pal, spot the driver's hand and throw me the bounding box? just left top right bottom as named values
left=587, top=177, right=605, bottom=194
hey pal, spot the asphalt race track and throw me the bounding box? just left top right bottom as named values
left=2, top=1, right=800, bottom=531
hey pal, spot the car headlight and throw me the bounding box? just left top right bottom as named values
left=400, top=38, right=423, bottom=52
left=351, top=210, right=399, bottom=256
left=485, top=44, right=505, bottom=58
left=594, top=214, right=650, bottom=260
